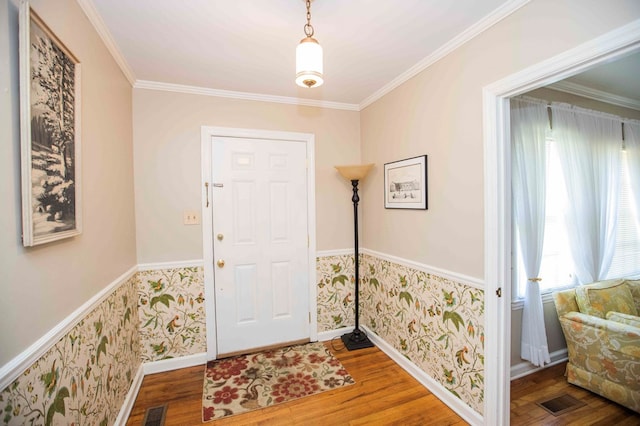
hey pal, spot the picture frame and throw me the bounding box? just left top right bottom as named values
left=20, top=2, right=82, bottom=246
left=384, top=155, right=427, bottom=210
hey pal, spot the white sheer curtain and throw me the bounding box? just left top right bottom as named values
left=511, top=97, right=551, bottom=366
left=551, top=104, right=622, bottom=284
left=625, top=121, right=640, bottom=218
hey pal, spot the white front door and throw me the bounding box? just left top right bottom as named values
left=211, top=136, right=309, bottom=356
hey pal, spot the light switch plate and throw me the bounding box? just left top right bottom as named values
left=183, top=210, right=200, bottom=225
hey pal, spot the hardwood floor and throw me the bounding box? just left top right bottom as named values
left=510, top=362, right=640, bottom=425
left=127, top=343, right=640, bottom=425
left=126, top=341, right=466, bottom=425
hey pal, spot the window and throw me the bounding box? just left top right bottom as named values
left=514, top=139, right=640, bottom=299
left=608, top=150, right=640, bottom=278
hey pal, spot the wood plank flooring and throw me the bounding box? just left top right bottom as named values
left=510, top=362, right=640, bottom=425
left=127, top=342, right=640, bottom=425
left=126, top=341, right=465, bottom=425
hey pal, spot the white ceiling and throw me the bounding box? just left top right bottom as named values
left=89, top=0, right=516, bottom=106
left=564, top=52, right=640, bottom=102
left=86, top=0, right=639, bottom=110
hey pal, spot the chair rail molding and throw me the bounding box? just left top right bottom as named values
left=0, top=266, right=138, bottom=391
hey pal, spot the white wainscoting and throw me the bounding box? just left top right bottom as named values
left=4, top=253, right=485, bottom=424
left=0, top=266, right=138, bottom=391
left=361, top=248, right=485, bottom=290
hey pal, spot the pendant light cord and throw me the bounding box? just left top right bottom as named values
left=304, top=0, right=314, bottom=37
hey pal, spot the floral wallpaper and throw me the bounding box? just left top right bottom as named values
left=1, top=257, right=484, bottom=424
left=138, top=267, right=207, bottom=362
left=360, top=254, right=485, bottom=415
left=0, top=275, right=140, bottom=426
left=316, top=254, right=355, bottom=332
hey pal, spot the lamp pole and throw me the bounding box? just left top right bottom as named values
left=334, top=163, right=374, bottom=350
left=352, top=179, right=361, bottom=332
left=341, top=178, right=373, bottom=350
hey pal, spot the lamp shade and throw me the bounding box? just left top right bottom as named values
left=296, top=37, right=323, bottom=88
left=334, top=163, right=374, bottom=181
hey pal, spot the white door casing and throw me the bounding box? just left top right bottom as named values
left=482, top=22, right=640, bottom=426
left=201, top=127, right=317, bottom=360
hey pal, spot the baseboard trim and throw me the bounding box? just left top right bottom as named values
left=114, top=364, right=144, bottom=426
left=362, top=325, right=484, bottom=426
left=116, top=354, right=206, bottom=423
left=0, top=265, right=138, bottom=391
left=143, top=352, right=208, bottom=375
left=318, top=326, right=354, bottom=342
left=510, top=349, right=568, bottom=380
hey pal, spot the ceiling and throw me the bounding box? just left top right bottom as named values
left=89, top=0, right=515, bottom=107
left=561, top=52, right=640, bottom=105
left=86, top=0, right=639, bottom=110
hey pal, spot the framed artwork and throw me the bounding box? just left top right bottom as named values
left=20, top=2, right=82, bottom=246
left=384, top=155, right=427, bottom=210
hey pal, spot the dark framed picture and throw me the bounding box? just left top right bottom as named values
left=384, top=155, right=427, bottom=210
left=20, top=3, right=82, bottom=246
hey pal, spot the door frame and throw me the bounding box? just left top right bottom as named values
left=482, top=21, right=640, bottom=425
left=200, top=126, right=317, bottom=360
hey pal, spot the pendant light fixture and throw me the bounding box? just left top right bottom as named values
left=296, top=0, right=323, bottom=88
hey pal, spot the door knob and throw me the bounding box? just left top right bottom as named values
left=217, top=233, right=224, bottom=241
left=217, top=259, right=225, bottom=268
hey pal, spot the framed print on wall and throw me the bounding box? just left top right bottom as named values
left=20, top=2, right=82, bottom=246
left=384, top=155, right=428, bottom=210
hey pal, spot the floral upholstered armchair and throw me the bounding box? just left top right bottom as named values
left=553, top=279, right=640, bottom=413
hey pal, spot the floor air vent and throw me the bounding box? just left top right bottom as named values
left=536, top=393, right=586, bottom=416
left=142, top=404, right=167, bottom=426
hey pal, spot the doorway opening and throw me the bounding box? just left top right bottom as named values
left=483, top=22, right=640, bottom=426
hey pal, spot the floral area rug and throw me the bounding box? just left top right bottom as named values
left=202, top=341, right=355, bottom=422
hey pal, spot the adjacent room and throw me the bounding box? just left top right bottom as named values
left=1, top=0, right=639, bottom=425
left=508, top=53, right=640, bottom=422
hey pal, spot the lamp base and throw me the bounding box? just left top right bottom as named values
left=341, top=329, right=374, bottom=351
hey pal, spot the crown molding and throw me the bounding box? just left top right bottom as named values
left=79, top=0, right=529, bottom=111
left=359, top=0, right=531, bottom=110
left=548, top=80, right=640, bottom=111
left=134, top=80, right=360, bottom=112
left=76, top=0, right=136, bottom=85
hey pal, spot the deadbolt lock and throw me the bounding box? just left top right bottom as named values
left=217, top=233, right=224, bottom=241
left=217, top=259, right=225, bottom=268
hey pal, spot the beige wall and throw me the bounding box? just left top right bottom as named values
left=0, top=0, right=136, bottom=365
left=360, top=0, right=640, bottom=279
left=511, top=299, right=566, bottom=366
left=133, top=90, right=361, bottom=263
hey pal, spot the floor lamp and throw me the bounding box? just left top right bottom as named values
left=335, top=163, right=374, bottom=351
